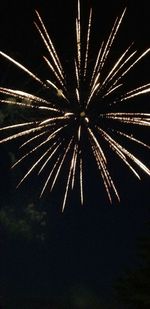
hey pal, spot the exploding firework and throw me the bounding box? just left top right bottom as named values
left=0, top=0, right=150, bottom=210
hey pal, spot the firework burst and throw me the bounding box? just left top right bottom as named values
left=0, top=0, right=150, bottom=211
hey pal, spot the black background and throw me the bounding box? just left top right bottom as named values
left=0, top=0, right=149, bottom=307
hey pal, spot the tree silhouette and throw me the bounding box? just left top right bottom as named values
left=115, top=222, right=150, bottom=308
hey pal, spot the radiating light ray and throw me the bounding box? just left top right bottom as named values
left=50, top=137, right=74, bottom=191
left=0, top=87, right=61, bottom=113
left=103, top=113, right=150, bottom=126
left=88, top=128, right=107, bottom=163
left=97, top=126, right=150, bottom=176
left=98, top=8, right=127, bottom=74
left=90, top=142, right=112, bottom=203
left=97, top=126, right=141, bottom=179
left=121, top=48, right=150, bottom=77
left=62, top=149, right=74, bottom=212
left=45, top=136, right=74, bottom=211
left=46, top=79, right=69, bottom=103
left=79, top=155, right=84, bottom=205
left=38, top=141, right=62, bottom=174
left=0, top=98, right=57, bottom=112
left=75, top=59, right=80, bottom=91
left=0, top=125, right=44, bottom=144
left=88, top=128, right=120, bottom=202
left=0, top=51, right=45, bottom=86
left=78, top=125, right=81, bottom=141
left=16, top=127, right=69, bottom=188
left=90, top=41, right=104, bottom=88
left=102, top=51, right=137, bottom=98
left=88, top=27, right=134, bottom=105
left=35, top=10, right=64, bottom=79
left=83, top=8, right=92, bottom=77
left=119, top=83, right=150, bottom=101
left=43, top=56, right=66, bottom=91
left=76, top=88, right=80, bottom=103
left=99, top=43, right=135, bottom=92
left=97, top=18, right=119, bottom=75
left=71, top=144, right=78, bottom=189
left=0, top=87, right=45, bottom=103
left=40, top=155, right=61, bottom=197
left=39, top=115, right=71, bottom=125
left=86, top=82, right=100, bottom=107
left=96, top=146, right=120, bottom=202
left=110, top=50, right=150, bottom=98
left=102, top=83, right=122, bottom=98
left=90, top=73, right=100, bottom=94
left=0, top=0, right=149, bottom=209
left=115, top=130, right=150, bottom=150
left=34, top=23, right=64, bottom=82
left=0, top=121, right=37, bottom=132
left=76, top=0, right=81, bottom=74
left=0, top=123, right=53, bottom=144
left=12, top=135, right=57, bottom=169
left=19, top=130, right=48, bottom=149
left=16, top=147, right=51, bottom=188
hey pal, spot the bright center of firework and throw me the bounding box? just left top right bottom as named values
left=79, top=111, right=89, bottom=123
left=80, top=111, right=86, bottom=117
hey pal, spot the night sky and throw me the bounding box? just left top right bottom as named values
left=0, top=0, right=150, bottom=308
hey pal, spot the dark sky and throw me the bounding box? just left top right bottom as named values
left=0, top=0, right=149, bottom=307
